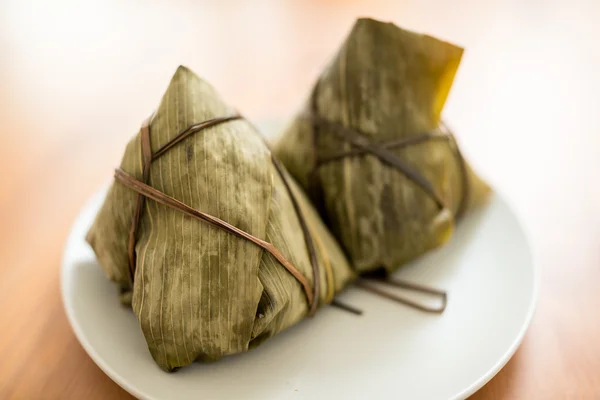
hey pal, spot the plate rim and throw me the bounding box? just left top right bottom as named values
left=61, top=187, right=152, bottom=400
left=61, top=187, right=539, bottom=400
left=451, top=192, right=539, bottom=399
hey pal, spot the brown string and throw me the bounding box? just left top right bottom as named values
left=271, top=155, right=361, bottom=316
left=330, top=300, right=363, bottom=315
left=245, top=116, right=327, bottom=317
left=272, top=152, right=365, bottom=316
left=316, top=133, right=450, bottom=167
left=306, top=82, right=362, bottom=315
left=119, top=114, right=316, bottom=311
left=308, top=110, right=459, bottom=313
left=270, top=156, right=321, bottom=316
left=315, top=123, right=470, bottom=219
left=311, top=114, right=447, bottom=210
left=310, top=115, right=471, bottom=220
left=356, top=278, right=447, bottom=313
left=152, top=115, right=242, bottom=161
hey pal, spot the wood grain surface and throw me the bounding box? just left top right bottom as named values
left=1, top=0, right=599, bottom=399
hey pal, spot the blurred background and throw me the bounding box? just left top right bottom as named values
left=1, top=0, right=599, bottom=398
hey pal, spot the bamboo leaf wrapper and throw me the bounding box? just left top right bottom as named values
left=86, top=66, right=355, bottom=371
left=273, top=18, right=491, bottom=274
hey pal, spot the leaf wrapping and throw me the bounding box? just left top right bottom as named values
left=87, top=66, right=354, bottom=371
left=274, top=18, right=491, bottom=273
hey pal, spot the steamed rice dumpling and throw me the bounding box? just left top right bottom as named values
left=273, top=18, right=491, bottom=274
left=87, top=66, right=355, bottom=371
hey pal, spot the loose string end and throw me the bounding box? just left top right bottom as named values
left=357, top=278, right=447, bottom=314
left=331, top=299, right=363, bottom=316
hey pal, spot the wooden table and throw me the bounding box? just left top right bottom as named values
left=1, top=0, right=599, bottom=398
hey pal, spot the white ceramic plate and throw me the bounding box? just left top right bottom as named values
left=61, top=187, right=537, bottom=400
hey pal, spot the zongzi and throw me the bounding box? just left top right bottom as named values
left=87, top=66, right=355, bottom=372
left=273, top=18, right=491, bottom=274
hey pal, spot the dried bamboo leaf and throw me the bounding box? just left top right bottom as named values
left=87, top=66, right=354, bottom=371
left=274, top=18, right=491, bottom=273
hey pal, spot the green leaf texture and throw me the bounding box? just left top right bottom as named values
left=273, top=18, right=491, bottom=274
left=87, top=66, right=355, bottom=371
